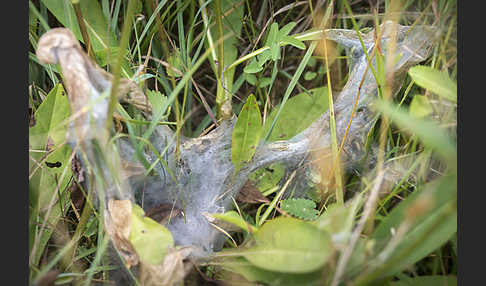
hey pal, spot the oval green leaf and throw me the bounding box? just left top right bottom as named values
left=129, top=204, right=174, bottom=265
left=243, top=217, right=333, bottom=273
left=231, top=94, right=263, bottom=174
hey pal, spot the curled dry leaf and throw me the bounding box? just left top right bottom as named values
left=139, top=247, right=193, bottom=286
left=105, top=199, right=139, bottom=268
left=35, top=28, right=151, bottom=137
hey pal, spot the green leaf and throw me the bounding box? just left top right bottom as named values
left=221, top=257, right=323, bottom=286
left=244, top=73, right=258, bottom=86
left=210, top=211, right=258, bottom=233
left=278, top=22, right=296, bottom=37
left=231, top=94, right=263, bottom=174
left=408, top=65, right=457, bottom=102
left=282, top=35, right=306, bottom=50
left=280, top=198, right=319, bottom=220
left=266, top=22, right=279, bottom=46
left=29, top=84, right=70, bottom=146
left=268, top=23, right=281, bottom=60
left=257, top=49, right=272, bottom=66
left=387, top=275, right=457, bottom=286
left=263, top=86, right=329, bottom=141
left=244, top=58, right=263, bottom=74
left=242, top=217, right=334, bottom=273
left=29, top=84, right=73, bottom=266
left=409, top=95, right=433, bottom=118
left=249, top=163, right=285, bottom=192
left=371, top=175, right=457, bottom=278
left=258, top=77, right=272, bottom=88
left=146, top=90, right=168, bottom=116
left=304, top=71, right=317, bottom=81
left=129, top=204, right=174, bottom=265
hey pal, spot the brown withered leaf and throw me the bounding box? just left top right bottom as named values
left=235, top=181, right=270, bottom=204
left=35, top=28, right=152, bottom=135
left=105, top=199, right=139, bottom=268
left=139, top=247, right=193, bottom=286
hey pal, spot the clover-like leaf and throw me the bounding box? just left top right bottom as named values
left=280, top=198, right=319, bottom=220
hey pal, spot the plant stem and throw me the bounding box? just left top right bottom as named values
left=105, top=0, right=138, bottom=132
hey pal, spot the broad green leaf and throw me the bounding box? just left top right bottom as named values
left=386, top=275, right=457, bottom=286
left=409, top=95, right=433, bottom=118
left=221, top=257, right=323, bottom=286
left=375, top=100, right=456, bottom=165
left=29, top=145, right=72, bottom=267
left=280, top=198, right=319, bottom=220
left=129, top=204, right=174, bottom=265
left=210, top=211, right=258, bottom=233
left=243, top=217, right=334, bottom=273
left=249, top=163, right=285, bottom=192
left=29, top=84, right=72, bottom=266
left=29, top=85, right=70, bottom=146
left=231, top=94, right=263, bottom=174
left=371, top=175, right=457, bottom=278
left=263, top=86, right=329, bottom=141
left=408, top=65, right=457, bottom=102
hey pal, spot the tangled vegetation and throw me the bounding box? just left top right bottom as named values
left=29, top=0, right=457, bottom=285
